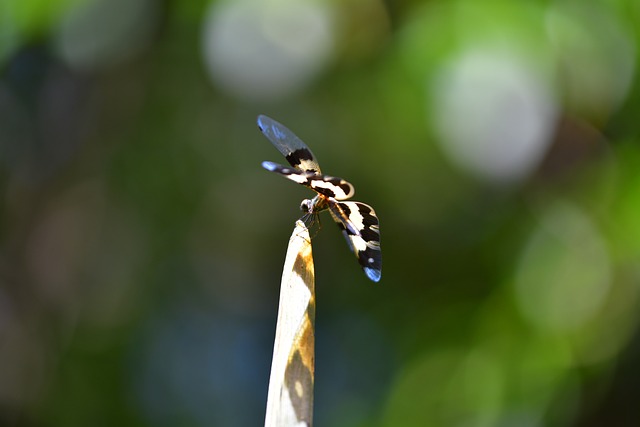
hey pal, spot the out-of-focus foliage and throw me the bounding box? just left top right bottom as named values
left=0, top=0, right=639, bottom=426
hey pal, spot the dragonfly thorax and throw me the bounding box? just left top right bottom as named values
left=300, top=195, right=328, bottom=214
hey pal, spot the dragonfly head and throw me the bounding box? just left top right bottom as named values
left=300, top=198, right=314, bottom=213
left=300, top=195, right=328, bottom=214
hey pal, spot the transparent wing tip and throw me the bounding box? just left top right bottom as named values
left=257, top=115, right=273, bottom=132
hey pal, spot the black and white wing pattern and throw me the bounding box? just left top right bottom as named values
left=259, top=115, right=382, bottom=282
left=258, top=115, right=321, bottom=174
left=328, top=202, right=382, bottom=282
left=261, top=161, right=355, bottom=200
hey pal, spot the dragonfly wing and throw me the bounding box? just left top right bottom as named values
left=262, top=162, right=355, bottom=200
left=328, top=201, right=382, bottom=282
left=258, top=115, right=322, bottom=174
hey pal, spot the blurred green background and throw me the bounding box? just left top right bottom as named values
left=1, top=0, right=639, bottom=426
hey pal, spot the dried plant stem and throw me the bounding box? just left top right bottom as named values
left=264, top=220, right=316, bottom=427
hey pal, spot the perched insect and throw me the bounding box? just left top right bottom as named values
left=258, top=115, right=382, bottom=282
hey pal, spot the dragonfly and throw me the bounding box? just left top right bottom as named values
left=258, top=115, right=382, bottom=282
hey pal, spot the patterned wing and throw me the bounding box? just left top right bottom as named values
left=328, top=201, right=382, bottom=282
left=258, top=115, right=322, bottom=174
left=262, top=161, right=355, bottom=200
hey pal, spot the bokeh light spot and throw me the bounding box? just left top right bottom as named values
left=53, top=0, right=158, bottom=70
left=202, top=0, right=335, bottom=101
left=515, top=202, right=611, bottom=332
left=381, top=348, right=505, bottom=427
left=430, top=48, right=557, bottom=183
left=545, top=3, right=636, bottom=119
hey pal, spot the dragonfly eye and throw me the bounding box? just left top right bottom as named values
left=300, top=199, right=313, bottom=213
